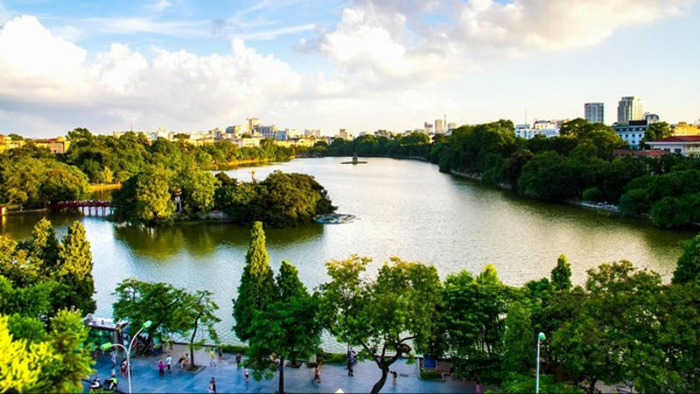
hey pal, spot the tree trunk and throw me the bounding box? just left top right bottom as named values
left=278, top=355, right=285, bottom=394
left=370, top=364, right=389, bottom=394
left=588, top=379, right=597, bottom=394
left=190, top=318, right=199, bottom=367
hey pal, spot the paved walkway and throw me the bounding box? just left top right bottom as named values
left=84, top=344, right=475, bottom=393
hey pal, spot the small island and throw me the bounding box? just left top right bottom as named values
left=341, top=152, right=368, bottom=165
left=112, top=168, right=337, bottom=227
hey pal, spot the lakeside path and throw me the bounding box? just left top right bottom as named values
left=85, top=344, right=475, bottom=393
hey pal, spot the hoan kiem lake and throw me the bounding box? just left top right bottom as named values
left=0, top=158, right=694, bottom=349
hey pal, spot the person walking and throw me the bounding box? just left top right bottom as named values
left=110, top=350, right=117, bottom=367
left=235, top=353, right=242, bottom=368
left=347, top=359, right=354, bottom=377
left=312, top=366, right=321, bottom=384
left=165, top=354, right=172, bottom=374
left=217, top=347, right=223, bottom=362
left=120, top=359, right=127, bottom=378
left=209, top=348, right=217, bottom=367
left=208, top=377, right=216, bottom=394
left=157, top=359, right=165, bottom=376
left=244, top=368, right=250, bottom=383
left=391, top=370, right=398, bottom=385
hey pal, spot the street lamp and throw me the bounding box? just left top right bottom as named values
left=101, top=320, right=152, bottom=394
left=535, top=332, right=546, bottom=394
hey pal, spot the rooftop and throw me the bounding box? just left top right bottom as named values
left=649, top=136, right=700, bottom=143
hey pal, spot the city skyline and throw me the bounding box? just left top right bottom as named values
left=0, top=0, right=699, bottom=137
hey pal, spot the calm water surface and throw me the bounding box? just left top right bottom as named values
left=1, top=158, right=694, bottom=349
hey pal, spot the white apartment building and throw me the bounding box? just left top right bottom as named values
left=613, top=120, right=648, bottom=148
left=646, top=136, right=700, bottom=156
left=515, top=121, right=560, bottom=140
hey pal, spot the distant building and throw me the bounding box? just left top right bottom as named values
left=305, top=129, right=321, bottom=138
left=256, top=124, right=279, bottom=139
left=226, top=125, right=242, bottom=136
left=617, top=96, right=644, bottom=123
left=424, top=122, right=434, bottom=134
left=643, top=112, right=660, bottom=124
left=246, top=118, right=260, bottom=134
left=447, top=122, right=457, bottom=131
left=672, top=122, right=700, bottom=136
left=613, top=120, right=648, bottom=148
left=34, top=137, right=70, bottom=154
left=584, top=102, right=604, bottom=123
left=646, top=136, right=700, bottom=156
left=435, top=119, right=445, bottom=133
left=338, top=129, right=350, bottom=140
left=515, top=121, right=560, bottom=140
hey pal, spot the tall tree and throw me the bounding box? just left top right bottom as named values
left=319, top=256, right=442, bottom=394
left=55, top=221, right=96, bottom=314
left=672, top=234, right=700, bottom=284
left=501, top=302, right=534, bottom=375
left=172, top=290, right=220, bottom=368
left=247, top=261, right=321, bottom=393
left=27, top=217, right=60, bottom=277
left=232, top=222, right=278, bottom=342
left=551, top=254, right=573, bottom=291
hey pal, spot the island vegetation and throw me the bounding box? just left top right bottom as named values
left=1, top=218, right=698, bottom=393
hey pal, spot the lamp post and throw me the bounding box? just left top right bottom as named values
left=101, top=320, right=152, bottom=394
left=536, top=332, right=546, bottom=394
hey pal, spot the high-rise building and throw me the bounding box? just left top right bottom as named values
left=584, top=102, right=604, bottom=123
left=245, top=118, right=260, bottom=134
left=338, top=129, right=349, bottom=140
left=435, top=119, right=445, bottom=133
left=617, top=97, right=644, bottom=123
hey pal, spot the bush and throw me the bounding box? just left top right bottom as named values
left=219, top=344, right=249, bottom=354
left=420, top=370, right=442, bottom=380
left=582, top=187, right=604, bottom=202
left=318, top=351, right=346, bottom=365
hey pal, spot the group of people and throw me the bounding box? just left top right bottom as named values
left=156, top=354, right=173, bottom=376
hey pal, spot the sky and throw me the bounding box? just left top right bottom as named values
left=0, top=0, right=699, bottom=138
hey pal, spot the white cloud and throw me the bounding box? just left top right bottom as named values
left=305, top=0, right=697, bottom=82
left=85, top=16, right=210, bottom=37
left=146, top=0, right=172, bottom=13
left=0, top=16, right=302, bottom=133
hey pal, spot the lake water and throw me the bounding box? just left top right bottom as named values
left=1, top=158, right=694, bottom=350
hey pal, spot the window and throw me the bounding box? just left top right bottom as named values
left=675, top=148, right=682, bottom=154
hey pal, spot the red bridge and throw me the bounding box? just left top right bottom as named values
left=51, top=200, right=114, bottom=216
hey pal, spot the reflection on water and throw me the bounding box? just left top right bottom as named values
left=0, top=158, right=695, bottom=350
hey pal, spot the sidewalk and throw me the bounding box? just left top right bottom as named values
left=85, top=344, right=475, bottom=393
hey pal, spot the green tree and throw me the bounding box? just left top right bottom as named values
left=673, top=234, right=700, bottom=284
left=232, top=222, right=277, bottom=342
left=319, top=256, right=442, bottom=394
left=501, top=302, right=534, bottom=375
left=247, top=261, right=321, bottom=393
left=176, top=168, right=218, bottom=214
left=173, top=290, right=220, bottom=368
left=643, top=121, right=672, bottom=143
left=112, top=166, right=175, bottom=224
left=443, top=265, right=510, bottom=382
left=113, top=279, right=185, bottom=354
left=27, top=217, right=60, bottom=278
left=551, top=255, right=572, bottom=291
left=55, top=221, right=96, bottom=315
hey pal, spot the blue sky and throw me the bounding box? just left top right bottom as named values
left=0, top=0, right=699, bottom=137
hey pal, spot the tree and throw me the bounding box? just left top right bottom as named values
left=501, top=302, right=534, bottom=375
left=643, top=122, right=672, bottom=143
left=0, top=310, right=94, bottom=393
left=113, top=279, right=185, bottom=354
left=55, top=221, right=96, bottom=315
left=27, top=217, right=60, bottom=278
left=673, top=234, right=700, bottom=284
left=176, top=168, right=218, bottom=214
left=319, top=256, right=442, bottom=394
left=112, top=166, right=175, bottom=224
left=232, top=222, right=277, bottom=342
left=247, top=261, right=321, bottom=393
left=173, top=290, right=220, bottom=368
left=443, top=265, right=510, bottom=382
left=551, top=255, right=572, bottom=291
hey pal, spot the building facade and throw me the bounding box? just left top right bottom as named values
left=617, top=96, right=644, bottom=123
left=515, top=122, right=560, bottom=140
left=613, top=120, right=648, bottom=148
left=584, top=102, right=604, bottom=123
left=646, top=136, right=700, bottom=156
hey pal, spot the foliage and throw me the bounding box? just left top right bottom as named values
left=642, top=121, right=672, bottom=144
left=175, top=168, right=218, bottom=214
left=550, top=255, right=572, bottom=291
left=112, top=166, right=175, bottom=224
left=0, top=310, right=94, bottom=394
left=500, top=373, right=584, bottom=394
left=319, top=255, right=442, bottom=394
left=232, top=222, right=277, bottom=342
left=673, top=234, right=700, bottom=284
left=442, top=265, right=510, bottom=382
left=172, top=290, right=220, bottom=367
left=246, top=261, right=321, bottom=393
left=54, top=221, right=96, bottom=314
left=501, top=302, right=534, bottom=375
